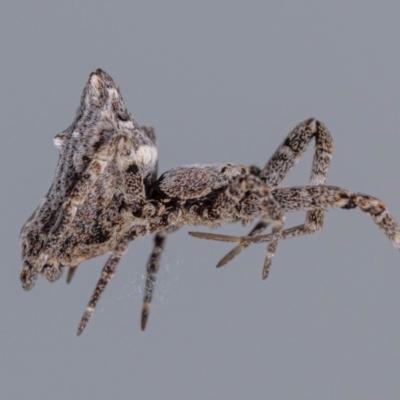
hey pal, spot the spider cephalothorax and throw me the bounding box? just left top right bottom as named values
left=20, top=70, right=400, bottom=335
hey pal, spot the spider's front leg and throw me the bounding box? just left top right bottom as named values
left=215, top=118, right=334, bottom=267
left=195, top=185, right=400, bottom=258
left=274, top=186, right=400, bottom=252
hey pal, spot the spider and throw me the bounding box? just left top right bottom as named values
left=20, top=69, right=400, bottom=335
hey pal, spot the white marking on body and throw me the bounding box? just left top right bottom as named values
left=53, top=135, right=64, bottom=149
left=309, top=118, right=317, bottom=131
left=129, top=219, right=150, bottom=226
left=122, top=120, right=134, bottom=129
left=135, top=145, right=158, bottom=176
left=90, top=75, right=99, bottom=88
left=108, top=88, right=120, bottom=99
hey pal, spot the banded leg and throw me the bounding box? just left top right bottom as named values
left=77, top=212, right=182, bottom=335
left=141, top=225, right=181, bottom=330
left=77, top=238, right=130, bottom=336
left=259, top=199, right=285, bottom=280
left=138, top=125, right=181, bottom=330
left=216, top=119, right=334, bottom=266
left=275, top=186, right=400, bottom=251
left=192, top=186, right=400, bottom=254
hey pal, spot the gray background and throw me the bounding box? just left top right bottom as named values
left=1, top=1, right=400, bottom=399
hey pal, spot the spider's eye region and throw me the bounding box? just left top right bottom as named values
left=241, top=168, right=247, bottom=174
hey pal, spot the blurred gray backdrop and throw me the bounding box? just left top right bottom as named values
left=1, top=1, right=400, bottom=399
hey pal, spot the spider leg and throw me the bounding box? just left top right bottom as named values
left=259, top=198, right=285, bottom=279
left=216, top=219, right=270, bottom=267
left=207, top=174, right=286, bottom=278
left=136, top=124, right=169, bottom=330
left=77, top=238, right=129, bottom=336
left=141, top=224, right=181, bottom=330
left=216, top=119, right=334, bottom=266
left=66, top=266, right=77, bottom=284
left=190, top=222, right=320, bottom=244
left=275, top=185, right=400, bottom=251
left=77, top=212, right=181, bottom=334
left=197, top=186, right=400, bottom=251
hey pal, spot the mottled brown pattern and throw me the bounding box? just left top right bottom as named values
left=20, top=69, right=158, bottom=293
left=158, top=163, right=248, bottom=199
left=20, top=70, right=400, bottom=335
left=191, top=186, right=400, bottom=251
